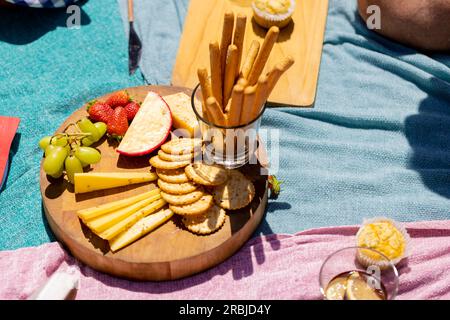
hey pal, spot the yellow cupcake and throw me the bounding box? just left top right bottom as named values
left=356, top=218, right=410, bottom=269
left=252, top=0, right=295, bottom=29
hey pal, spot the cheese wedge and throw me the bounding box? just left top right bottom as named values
left=74, top=172, right=157, bottom=194
left=110, top=208, right=174, bottom=252
left=163, top=92, right=199, bottom=137
left=117, top=92, right=172, bottom=156
left=86, top=194, right=161, bottom=233
left=77, top=189, right=160, bottom=221
left=98, top=198, right=166, bottom=240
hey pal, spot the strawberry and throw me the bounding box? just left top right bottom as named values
left=107, top=107, right=128, bottom=140
left=124, top=101, right=140, bottom=121
left=105, top=90, right=130, bottom=108
left=87, top=101, right=113, bottom=123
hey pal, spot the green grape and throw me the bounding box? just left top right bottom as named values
left=44, top=144, right=58, bottom=157
left=39, top=136, right=52, bottom=151
left=65, top=155, right=83, bottom=184
left=49, top=167, right=64, bottom=179
left=81, top=136, right=95, bottom=147
left=51, top=135, right=69, bottom=147
left=74, top=146, right=101, bottom=164
left=45, top=143, right=70, bottom=157
left=43, top=146, right=68, bottom=175
left=94, top=122, right=107, bottom=139
left=77, top=118, right=101, bottom=142
left=79, top=159, right=90, bottom=168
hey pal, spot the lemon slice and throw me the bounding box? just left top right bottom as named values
left=346, top=273, right=385, bottom=300
left=325, top=275, right=348, bottom=300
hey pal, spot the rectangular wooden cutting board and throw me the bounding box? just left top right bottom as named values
left=172, top=0, right=329, bottom=107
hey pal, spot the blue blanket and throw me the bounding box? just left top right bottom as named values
left=0, top=0, right=449, bottom=250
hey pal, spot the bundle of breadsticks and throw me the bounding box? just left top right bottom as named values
left=197, top=11, right=294, bottom=127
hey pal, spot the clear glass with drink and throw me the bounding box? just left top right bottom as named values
left=319, top=246, right=399, bottom=300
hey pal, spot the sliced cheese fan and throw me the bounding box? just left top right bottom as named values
left=110, top=208, right=174, bottom=252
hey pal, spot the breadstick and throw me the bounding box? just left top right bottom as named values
left=250, top=74, right=269, bottom=121
left=223, top=44, right=239, bottom=107
left=239, top=86, right=257, bottom=125
left=266, top=55, right=295, bottom=96
left=209, top=42, right=223, bottom=108
left=247, top=26, right=280, bottom=85
left=224, top=74, right=246, bottom=113
left=239, top=40, right=260, bottom=80
left=220, top=11, right=235, bottom=78
left=227, top=84, right=244, bottom=126
left=206, top=96, right=227, bottom=126
left=233, top=14, right=247, bottom=78
left=197, top=68, right=213, bottom=121
left=237, top=77, right=248, bottom=88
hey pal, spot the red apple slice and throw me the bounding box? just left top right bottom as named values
left=117, top=91, right=172, bottom=156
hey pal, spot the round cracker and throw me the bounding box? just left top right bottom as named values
left=156, top=168, right=190, bottom=184
left=182, top=205, right=226, bottom=235
left=158, top=150, right=196, bottom=162
left=212, top=170, right=255, bottom=210
left=169, top=195, right=213, bottom=216
left=160, top=189, right=204, bottom=205
left=157, top=179, right=198, bottom=195
left=150, top=155, right=190, bottom=170
left=192, top=163, right=228, bottom=186
left=161, top=138, right=202, bottom=155
left=185, top=164, right=215, bottom=186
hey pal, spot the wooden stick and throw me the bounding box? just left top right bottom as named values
left=239, top=86, right=257, bottom=125
left=127, top=0, right=134, bottom=22
left=249, top=74, right=269, bottom=121
left=197, top=68, right=213, bottom=121
left=239, top=40, right=260, bottom=80
left=233, top=14, right=247, bottom=78
left=209, top=42, right=223, bottom=108
left=266, top=55, right=295, bottom=96
left=223, top=44, right=239, bottom=107
left=247, top=26, right=279, bottom=85
left=227, top=84, right=244, bottom=126
left=206, top=97, right=227, bottom=126
left=220, top=11, right=235, bottom=79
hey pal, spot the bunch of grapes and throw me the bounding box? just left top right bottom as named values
left=39, top=118, right=106, bottom=183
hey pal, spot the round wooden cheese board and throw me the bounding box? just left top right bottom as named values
left=40, top=85, right=268, bottom=281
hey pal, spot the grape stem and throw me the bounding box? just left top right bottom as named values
left=63, top=122, right=80, bottom=133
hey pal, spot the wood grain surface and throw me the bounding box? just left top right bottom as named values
left=40, top=85, right=268, bottom=281
left=172, top=0, right=329, bottom=107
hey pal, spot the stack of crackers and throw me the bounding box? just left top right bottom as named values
left=197, top=11, right=294, bottom=127
left=150, top=138, right=255, bottom=235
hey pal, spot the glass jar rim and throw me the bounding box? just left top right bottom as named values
left=191, top=82, right=267, bottom=129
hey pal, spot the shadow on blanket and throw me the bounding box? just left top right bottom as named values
left=405, top=77, right=450, bottom=199
left=0, top=0, right=90, bottom=45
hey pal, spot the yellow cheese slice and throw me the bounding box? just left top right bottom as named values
left=77, top=189, right=160, bottom=221
left=86, top=194, right=161, bottom=233
left=98, top=198, right=166, bottom=240
left=109, top=208, right=173, bottom=252
left=74, top=172, right=157, bottom=194
left=163, top=92, right=199, bottom=137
